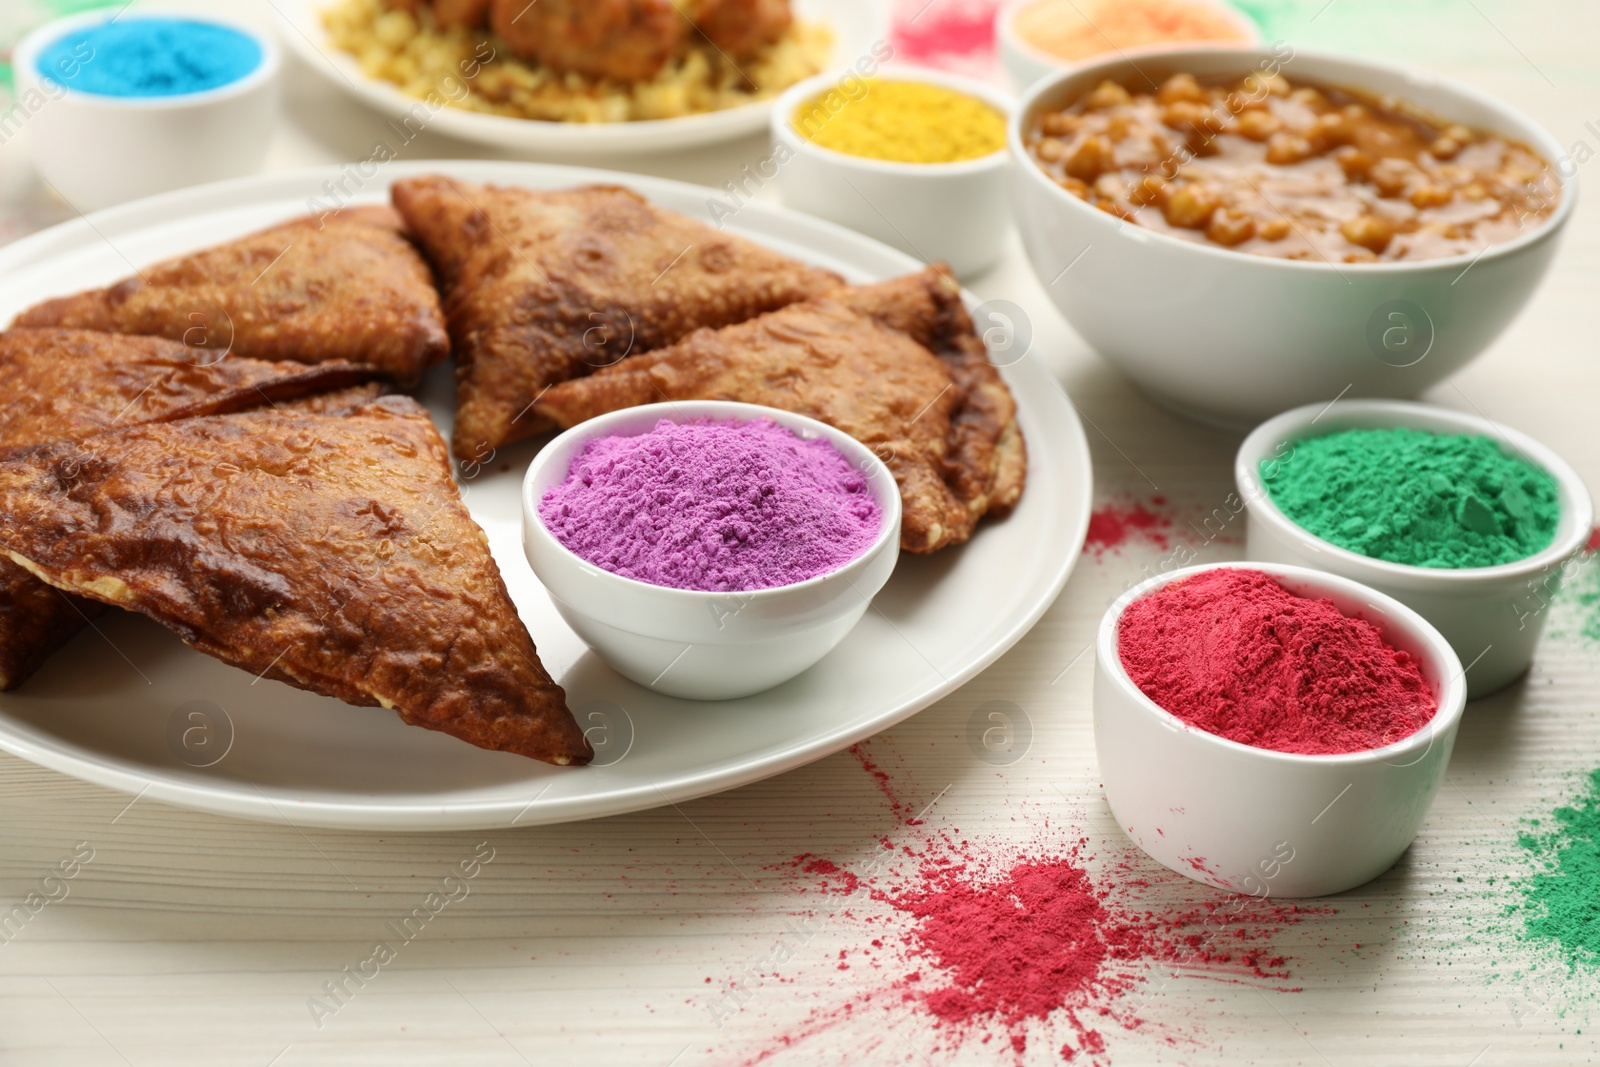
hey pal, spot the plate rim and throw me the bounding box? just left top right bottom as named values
left=0, top=159, right=1093, bottom=829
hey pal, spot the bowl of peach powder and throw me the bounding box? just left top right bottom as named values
left=1094, top=562, right=1466, bottom=897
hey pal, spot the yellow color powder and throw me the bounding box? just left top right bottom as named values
left=793, top=79, right=1006, bottom=164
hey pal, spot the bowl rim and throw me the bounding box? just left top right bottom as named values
left=1007, top=43, right=1577, bottom=273
left=995, top=0, right=1262, bottom=74
left=521, top=400, right=903, bottom=602
left=1235, top=398, right=1596, bottom=585
left=771, top=64, right=1015, bottom=175
left=1097, top=560, right=1469, bottom=766
left=14, top=8, right=282, bottom=109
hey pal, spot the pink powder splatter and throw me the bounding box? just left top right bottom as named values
left=1085, top=497, right=1173, bottom=556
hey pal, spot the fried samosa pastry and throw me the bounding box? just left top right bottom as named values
left=13, top=207, right=449, bottom=384
left=535, top=269, right=1027, bottom=553
left=0, top=328, right=389, bottom=691
left=389, top=176, right=842, bottom=456
left=0, top=397, right=590, bottom=765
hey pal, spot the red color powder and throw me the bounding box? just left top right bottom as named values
left=887, top=857, right=1146, bottom=1056
left=849, top=741, right=911, bottom=821
left=755, top=835, right=1315, bottom=1064
left=892, top=0, right=1000, bottom=60
left=1085, top=499, right=1172, bottom=556
left=1118, top=569, right=1437, bottom=755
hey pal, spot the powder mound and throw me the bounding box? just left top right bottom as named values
left=41, top=20, right=264, bottom=98
left=1263, top=427, right=1560, bottom=568
left=1118, top=569, right=1437, bottom=755
left=539, top=418, right=881, bottom=592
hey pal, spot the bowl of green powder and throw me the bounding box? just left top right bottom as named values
left=1236, top=400, right=1594, bottom=699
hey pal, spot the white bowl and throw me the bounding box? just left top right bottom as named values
left=521, top=401, right=902, bottom=701
left=770, top=66, right=1013, bottom=278
left=1095, top=561, right=1467, bottom=898
left=995, top=0, right=1259, bottom=92
left=1009, top=46, right=1575, bottom=425
left=1236, top=400, right=1594, bottom=700
left=13, top=11, right=280, bottom=212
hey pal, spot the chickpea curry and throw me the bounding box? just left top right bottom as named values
left=1025, top=71, right=1558, bottom=263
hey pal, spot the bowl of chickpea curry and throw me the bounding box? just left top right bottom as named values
left=1009, top=46, right=1573, bottom=424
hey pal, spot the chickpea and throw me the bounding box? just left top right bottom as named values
left=1428, top=136, right=1463, bottom=160
left=1236, top=109, right=1281, bottom=142
left=1105, top=115, right=1132, bottom=142
left=1342, top=104, right=1368, bottom=121
left=1163, top=184, right=1219, bottom=229
left=1259, top=218, right=1292, bottom=241
left=1083, top=80, right=1131, bottom=109
left=1034, top=137, right=1068, bottom=163
left=1463, top=182, right=1489, bottom=201
left=1312, top=112, right=1353, bottom=150
left=1128, top=174, right=1168, bottom=206
left=1041, top=112, right=1082, bottom=137
left=1158, top=72, right=1207, bottom=105
left=1162, top=100, right=1210, bottom=132
left=1206, top=209, right=1257, bottom=246
left=1409, top=184, right=1454, bottom=209
left=1238, top=72, right=1290, bottom=99
left=1341, top=214, right=1395, bottom=254
left=1065, top=135, right=1115, bottom=181
left=1368, top=158, right=1413, bottom=198
left=1265, top=132, right=1315, bottom=165
left=1335, top=146, right=1374, bottom=180
left=1093, top=173, right=1126, bottom=200
left=1289, top=86, right=1327, bottom=108
left=1443, top=124, right=1474, bottom=144
left=1055, top=175, right=1090, bottom=199
left=1094, top=198, right=1134, bottom=220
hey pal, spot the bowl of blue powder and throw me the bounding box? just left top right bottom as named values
left=13, top=11, right=280, bottom=210
left=522, top=401, right=903, bottom=701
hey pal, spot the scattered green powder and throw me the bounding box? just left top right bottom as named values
left=1262, top=427, right=1561, bottom=568
left=1548, top=546, right=1600, bottom=645
left=1518, top=769, right=1600, bottom=969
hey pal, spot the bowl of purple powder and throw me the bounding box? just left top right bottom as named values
left=522, top=402, right=902, bottom=700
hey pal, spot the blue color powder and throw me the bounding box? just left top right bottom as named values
left=36, top=18, right=263, bottom=98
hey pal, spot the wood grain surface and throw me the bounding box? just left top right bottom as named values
left=1, top=1, right=1598, bottom=1064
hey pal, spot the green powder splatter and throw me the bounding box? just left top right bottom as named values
left=1262, top=428, right=1561, bottom=568
left=1519, top=769, right=1600, bottom=969
left=1547, top=547, right=1600, bottom=646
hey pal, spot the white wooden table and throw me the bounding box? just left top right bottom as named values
left=2, top=1, right=1598, bottom=1063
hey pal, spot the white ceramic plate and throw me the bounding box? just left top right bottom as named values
left=271, top=0, right=887, bottom=154
left=0, top=160, right=1091, bottom=830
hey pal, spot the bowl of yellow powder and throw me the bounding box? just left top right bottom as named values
left=771, top=66, right=1013, bottom=278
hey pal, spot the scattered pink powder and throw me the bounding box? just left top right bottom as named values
left=539, top=418, right=880, bottom=591
left=1085, top=498, right=1172, bottom=556
left=722, top=754, right=1323, bottom=1065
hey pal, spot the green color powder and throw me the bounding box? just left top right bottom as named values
left=1519, top=769, right=1600, bottom=968
left=1262, top=428, right=1561, bottom=568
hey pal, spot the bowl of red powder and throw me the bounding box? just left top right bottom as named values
left=1237, top=400, right=1595, bottom=699
left=1095, top=562, right=1467, bottom=897
left=522, top=401, right=902, bottom=701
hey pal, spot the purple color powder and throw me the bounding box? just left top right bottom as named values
left=539, top=418, right=882, bottom=592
